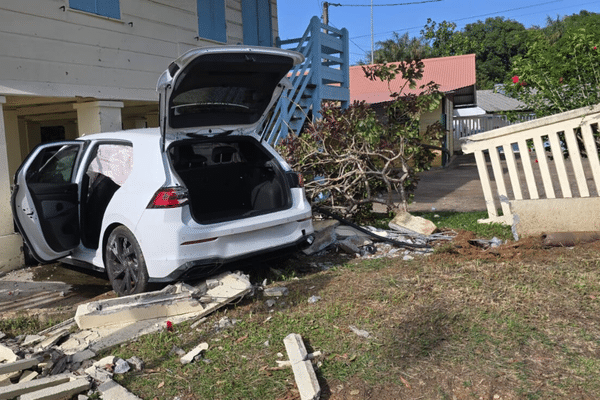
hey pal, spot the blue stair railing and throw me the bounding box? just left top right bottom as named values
left=262, top=16, right=349, bottom=145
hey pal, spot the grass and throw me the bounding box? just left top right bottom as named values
left=104, top=236, right=600, bottom=399
left=3, top=213, right=599, bottom=399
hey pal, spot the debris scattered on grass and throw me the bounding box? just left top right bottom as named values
left=349, top=325, right=371, bottom=339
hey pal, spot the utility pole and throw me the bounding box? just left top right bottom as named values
left=322, top=2, right=329, bottom=25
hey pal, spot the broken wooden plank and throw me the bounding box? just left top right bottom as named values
left=283, top=334, right=321, bottom=400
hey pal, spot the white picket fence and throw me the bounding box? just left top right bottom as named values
left=460, top=104, right=600, bottom=225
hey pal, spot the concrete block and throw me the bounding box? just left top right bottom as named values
left=36, top=330, right=70, bottom=352
left=98, top=379, right=142, bottom=400
left=180, top=342, right=208, bottom=365
left=511, top=197, right=600, bottom=237
left=75, top=272, right=251, bottom=329
left=19, top=377, right=91, bottom=400
left=18, top=370, right=38, bottom=383
left=22, top=335, right=45, bottom=347
left=0, top=344, right=17, bottom=363
left=303, top=224, right=337, bottom=255
left=84, top=365, right=112, bottom=383
left=283, top=334, right=321, bottom=400
left=0, top=374, right=70, bottom=399
left=337, top=239, right=360, bottom=254
left=71, top=349, right=96, bottom=364
left=389, top=212, right=437, bottom=236
left=263, top=287, right=289, bottom=297
left=0, top=356, right=43, bottom=375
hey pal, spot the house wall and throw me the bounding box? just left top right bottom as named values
left=0, top=0, right=279, bottom=100
left=0, top=0, right=280, bottom=273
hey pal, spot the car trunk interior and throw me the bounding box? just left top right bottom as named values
left=169, top=138, right=292, bottom=224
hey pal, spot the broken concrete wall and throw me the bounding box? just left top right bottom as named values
left=511, top=197, right=600, bottom=237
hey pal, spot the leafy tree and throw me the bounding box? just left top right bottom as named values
left=420, top=17, right=529, bottom=89
left=506, top=11, right=600, bottom=116
left=277, top=59, right=444, bottom=219
left=421, top=19, right=471, bottom=57
left=367, top=32, right=431, bottom=64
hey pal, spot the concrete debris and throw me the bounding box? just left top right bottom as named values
left=265, top=299, right=276, bottom=308
left=75, top=271, right=252, bottom=330
left=0, top=344, right=17, bottom=363
left=0, top=374, right=71, bottom=399
left=0, top=271, right=253, bottom=399
left=98, top=379, right=142, bottom=400
left=19, top=377, right=91, bottom=400
left=389, top=211, right=438, bottom=236
left=276, top=350, right=322, bottom=367
left=542, top=232, right=600, bottom=247
left=263, top=287, right=289, bottom=297
left=113, top=358, right=130, bottom=374
left=283, top=334, right=321, bottom=400
left=468, top=237, right=504, bottom=249
left=307, top=296, right=321, bottom=304
left=125, top=356, right=144, bottom=372
left=304, top=218, right=453, bottom=260
left=180, top=342, right=209, bottom=365
left=302, top=223, right=338, bottom=255
left=214, top=316, right=237, bottom=331
left=349, top=325, right=371, bottom=339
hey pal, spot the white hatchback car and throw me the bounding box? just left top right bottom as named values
left=11, top=46, right=314, bottom=296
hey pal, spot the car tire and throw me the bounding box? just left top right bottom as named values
left=105, top=226, right=149, bottom=296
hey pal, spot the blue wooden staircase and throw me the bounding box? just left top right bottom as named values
left=261, top=16, right=350, bottom=145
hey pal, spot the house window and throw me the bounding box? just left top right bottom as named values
left=242, top=0, right=272, bottom=46
left=197, top=0, right=227, bottom=43
left=69, top=0, right=121, bottom=19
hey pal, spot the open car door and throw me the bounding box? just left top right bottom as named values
left=11, top=141, right=86, bottom=263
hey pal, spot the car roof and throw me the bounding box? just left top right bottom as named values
left=77, top=128, right=162, bottom=145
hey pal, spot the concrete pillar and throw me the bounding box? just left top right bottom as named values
left=64, top=122, right=79, bottom=140
left=0, top=96, right=24, bottom=273
left=25, top=121, right=41, bottom=153
left=146, top=112, right=159, bottom=128
left=123, top=118, right=147, bottom=130
left=73, top=101, right=124, bottom=136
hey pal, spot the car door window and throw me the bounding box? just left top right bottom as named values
left=27, top=144, right=80, bottom=184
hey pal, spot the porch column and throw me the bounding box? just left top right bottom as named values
left=73, top=101, right=124, bottom=136
left=0, top=96, right=24, bottom=273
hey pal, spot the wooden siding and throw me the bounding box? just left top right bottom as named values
left=0, top=0, right=279, bottom=101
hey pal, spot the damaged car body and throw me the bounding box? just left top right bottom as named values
left=11, top=46, right=314, bottom=296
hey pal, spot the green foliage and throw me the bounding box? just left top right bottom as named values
left=506, top=11, right=600, bottom=116
left=367, top=32, right=432, bottom=65
left=277, top=60, right=444, bottom=219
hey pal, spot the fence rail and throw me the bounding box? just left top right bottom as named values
left=460, top=104, right=600, bottom=225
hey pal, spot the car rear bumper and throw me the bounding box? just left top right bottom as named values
left=148, top=232, right=314, bottom=282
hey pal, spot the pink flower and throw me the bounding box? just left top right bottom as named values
left=512, top=76, right=520, bottom=84
left=594, top=46, right=598, bottom=50
left=166, top=321, right=173, bottom=331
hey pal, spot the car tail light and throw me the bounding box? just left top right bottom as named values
left=286, top=171, right=304, bottom=188
left=147, top=187, right=189, bottom=208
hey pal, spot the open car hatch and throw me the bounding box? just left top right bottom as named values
left=157, top=46, right=303, bottom=140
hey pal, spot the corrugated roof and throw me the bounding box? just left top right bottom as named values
left=476, top=89, right=528, bottom=112
left=350, top=54, right=476, bottom=104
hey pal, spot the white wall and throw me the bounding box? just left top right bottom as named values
left=0, top=0, right=279, bottom=100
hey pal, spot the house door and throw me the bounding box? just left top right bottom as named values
left=242, top=0, right=272, bottom=46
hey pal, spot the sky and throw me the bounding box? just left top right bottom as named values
left=276, top=0, right=600, bottom=65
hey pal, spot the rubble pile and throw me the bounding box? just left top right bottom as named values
left=303, top=217, right=455, bottom=260
left=0, top=271, right=252, bottom=399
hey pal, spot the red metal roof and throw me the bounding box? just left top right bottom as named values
left=349, top=54, right=476, bottom=104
